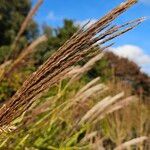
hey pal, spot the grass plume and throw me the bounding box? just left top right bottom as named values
left=0, top=0, right=143, bottom=128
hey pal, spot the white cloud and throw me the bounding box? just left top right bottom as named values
left=110, top=45, right=150, bottom=75
left=140, top=0, right=150, bottom=4
left=46, top=11, right=56, bottom=20
left=75, top=19, right=97, bottom=28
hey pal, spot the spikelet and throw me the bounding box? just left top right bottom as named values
left=114, top=136, right=148, bottom=150
left=79, top=92, right=124, bottom=125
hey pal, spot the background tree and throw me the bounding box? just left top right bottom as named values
left=0, top=0, right=38, bottom=64
left=89, top=52, right=150, bottom=100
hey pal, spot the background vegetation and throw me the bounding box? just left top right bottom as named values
left=0, top=0, right=149, bottom=149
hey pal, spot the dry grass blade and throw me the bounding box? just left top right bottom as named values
left=62, top=82, right=105, bottom=114
left=67, top=52, right=104, bottom=79
left=0, top=61, right=12, bottom=80
left=0, top=0, right=142, bottom=126
left=77, top=77, right=100, bottom=96
left=79, top=96, right=110, bottom=125
left=81, top=131, right=98, bottom=143
left=11, top=0, right=43, bottom=52
left=114, top=136, right=148, bottom=150
left=65, top=44, right=113, bottom=83
left=0, top=61, right=12, bottom=69
left=88, top=92, right=125, bottom=123
left=79, top=92, right=124, bottom=125
left=80, top=53, right=104, bottom=73
left=93, top=96, right=138, bottom=124
left=76, top=84, right=105, bottom=103
left=4, top=35, right=48, bottom=78
left=0, top=125, right=16, bottom=133
left=93, top=17, right=144, bottom=45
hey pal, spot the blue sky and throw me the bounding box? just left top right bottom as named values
left=32, top=0, right=150, bottom=75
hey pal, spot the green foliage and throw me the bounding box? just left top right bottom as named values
left=0, top=64, right=36, bottom=102
left=0, top=46, right=10, bottom=63
left=88, top=58, right=112, bottom=81
left=0, top=80, right=15, bottom=102
left=0, top=0, right=38, bottom=63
